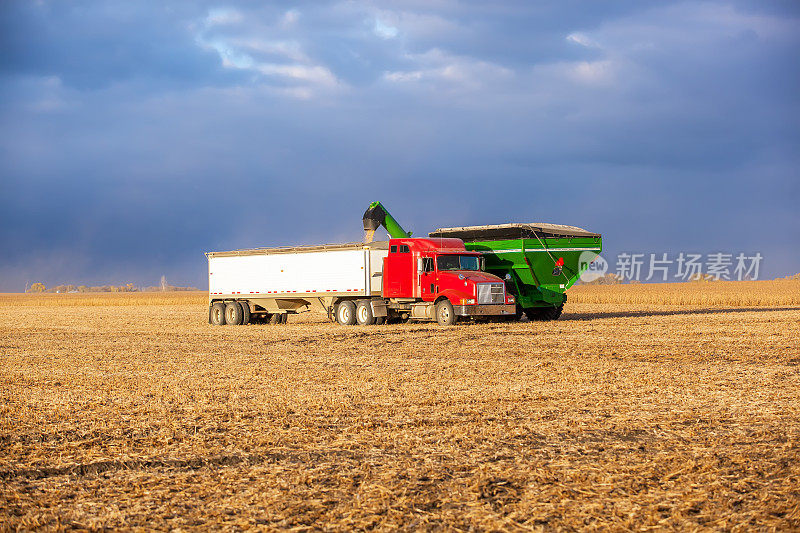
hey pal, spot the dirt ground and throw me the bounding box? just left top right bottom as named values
left=1, top=287, right=798, bottom=530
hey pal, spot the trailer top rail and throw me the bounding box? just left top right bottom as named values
left=429, top=223, right=600, bottom=242
left=207, top=240, right=389, bottom=258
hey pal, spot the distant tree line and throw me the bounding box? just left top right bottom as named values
left=26, top=282, right=199, bottom=293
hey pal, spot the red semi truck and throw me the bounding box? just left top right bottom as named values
left=207, top=237, right=516, bottom=326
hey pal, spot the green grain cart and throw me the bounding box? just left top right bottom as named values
left=363, top=201, right=603, bottom=321
left=429, top=224, right=602, bottom=320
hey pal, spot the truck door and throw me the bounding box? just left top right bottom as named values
left=384, top=242, right=413, bottom=298
left=420, top=255, right=435, bottom=301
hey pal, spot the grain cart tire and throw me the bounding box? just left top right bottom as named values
left=336, top=300, right=357, bottom=326
left=545, top=304, right=564, bottom=321
left=525, top=304, right=564, bottom=321
left=210, top=302, right=226, bottom=326
left=524, top=307, right=542, bottom=321
left=435, top=299, right=456, bottom=326
left=225, top=301, right=243, bottom=325
left=268, top=313, right=281, bottom=325
left=356, top=300, right=375, bottom=325
left=239, top=301, right=251, bottom=325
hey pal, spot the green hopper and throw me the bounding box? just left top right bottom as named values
left=429, top=223, right=602, bottom=320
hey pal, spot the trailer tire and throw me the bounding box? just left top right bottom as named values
left=268, top=313, right=281, bottom=325
left=239, top=301, right=251, bottom=325
left=280, top=313, right=288, bottom=324
left=336, top=300, right=357, bottom=326
left=225, top=301, right=243, bottom=325
left=210, top=302, right=226, bottom=326
left=375, top=316, right=386, bottom=325
left=356, top=300, right=375, bottom=325
left=435, top=299, right=456, bottom=326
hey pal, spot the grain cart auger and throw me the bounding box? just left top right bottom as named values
left=362, top=201, right=412, bottom=243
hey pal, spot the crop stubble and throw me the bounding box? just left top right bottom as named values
left=1, top=282, right=799, bottom=530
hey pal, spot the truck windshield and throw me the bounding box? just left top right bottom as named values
left=436, top=255, right=481, bottom=271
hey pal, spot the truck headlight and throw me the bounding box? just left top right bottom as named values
left=461, top=298, right=476, bottom=305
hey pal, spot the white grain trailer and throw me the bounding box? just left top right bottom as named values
left=207, top=241, right=389, bottom=325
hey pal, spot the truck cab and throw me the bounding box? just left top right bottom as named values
left=382, top=238, right=516, bottom=320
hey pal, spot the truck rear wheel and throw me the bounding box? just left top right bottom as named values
left=336, top=300, right=356, bottom=325
left=210, top=302, right=226, bottom=326
left=356, top=300, right=375, bottom=325
left=525, top=304, right=564, bottom=321
left=435, top=299, right=456, bottom=326
left=225, top=301, right=243, bottom=325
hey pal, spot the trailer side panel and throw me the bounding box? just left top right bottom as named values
left=209, top=249, right=381, bottom=297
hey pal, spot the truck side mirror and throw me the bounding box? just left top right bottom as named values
left=417, top=257, right=423, bottom=273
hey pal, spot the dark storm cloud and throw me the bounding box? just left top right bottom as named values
left=0, top=1, right=257, bottom=90
left=0, top=0, right=798, bottom=290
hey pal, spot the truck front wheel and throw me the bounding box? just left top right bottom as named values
left=210, top=302, right=226, bottom=326
left=225, top=301, right=243, bottom=325
left=336, top=300, right=357, bottom=325
left=435, top=299, right=456, bottom=326
left=356, top=300, right=375, bottom=325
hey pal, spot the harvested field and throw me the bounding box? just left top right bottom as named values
left=570, top=279, right=800, bottom=307
left=1, top=282, right=799, bottom=530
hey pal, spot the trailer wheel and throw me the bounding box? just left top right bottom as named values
left=225, top=301, right=243, bottom=325
left=268, top=313, right=281, bottom=325
left=356, top=300, right=375, bottom=325
left=210, top=302, right=226, bottom=326
left=280, top=313, right=288, bottom=324
left=336, top=300, right=356, bottom=325
left=435, top=299, right=456, bottom=326
left=239, top=301, right=251, bottom=325
left=375, top=316, right=386, bottom=325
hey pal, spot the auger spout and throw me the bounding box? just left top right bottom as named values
left=362, top=201, right=411, bottom=242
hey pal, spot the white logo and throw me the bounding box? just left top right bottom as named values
left=578, top=251, right=607, bottom=282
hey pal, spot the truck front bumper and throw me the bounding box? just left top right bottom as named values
left=453, top=304, right=517, bottom=317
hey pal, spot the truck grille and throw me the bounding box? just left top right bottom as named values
left=477, top=283, right=504, bottom=304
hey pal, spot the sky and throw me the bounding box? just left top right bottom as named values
left=1, top=0, right=798, bottom=290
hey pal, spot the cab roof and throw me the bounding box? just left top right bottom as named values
left=389, top=237, right=478, bottom=254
